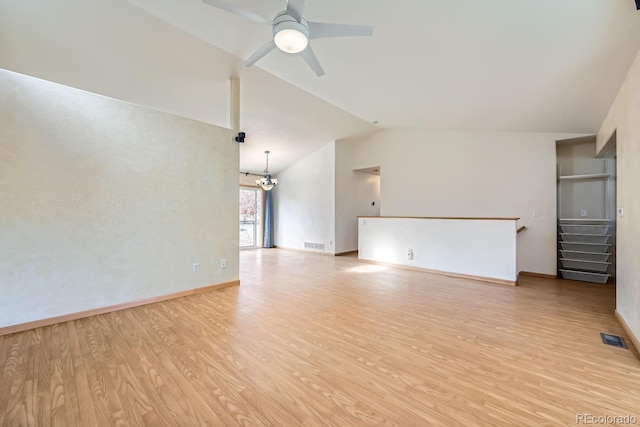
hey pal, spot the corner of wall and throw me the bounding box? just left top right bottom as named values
left=273, top=141, right=337, bottom=254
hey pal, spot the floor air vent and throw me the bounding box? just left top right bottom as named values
left=304, top=242, right=325, bottom=251
left=600, top=333, right=628, bottom=349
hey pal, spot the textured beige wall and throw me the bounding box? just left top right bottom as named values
left=596, top=48, right=640, bottom=341
left=0, top=69, right=238, bottom=327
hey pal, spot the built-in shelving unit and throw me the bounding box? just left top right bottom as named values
left=558, top=219, right=611, bottom=283
left=556, top=137, right=616, bottom=285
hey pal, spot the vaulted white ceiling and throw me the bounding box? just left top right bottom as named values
left=2, top=0, right=640, bottom=173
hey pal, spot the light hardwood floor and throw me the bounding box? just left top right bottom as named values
left=1, top=249, right=639, bottom=426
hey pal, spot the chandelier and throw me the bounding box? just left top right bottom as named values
left=256, top=150, right=278, bottom=191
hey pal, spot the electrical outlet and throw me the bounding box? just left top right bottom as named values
left=580, top=209, right=587, bottom=217
left=220, top=259, right=227, bottom=268
left=532, top=210, right=540, bottom=217
left=408, top=248, right=413, bottom=260
left=193, top=263, right=199, bottom=273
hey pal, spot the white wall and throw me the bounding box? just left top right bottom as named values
left=0, top=69, right=238, bottom=327
left=335, top=142, right=380, bottom=253
left=359, top=218, right=517, bottom=283
left=596, top=47, right=640, bottom=341
left=344, top=130, right=586, bottom=275
left=274, top=142, right=335, bottom=253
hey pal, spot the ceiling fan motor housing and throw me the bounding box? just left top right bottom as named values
left=272, top=12, right=310, bottom=53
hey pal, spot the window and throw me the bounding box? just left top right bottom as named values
left=239, top=187, right=263, bottom=249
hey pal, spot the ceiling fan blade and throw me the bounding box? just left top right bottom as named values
left=286, top=0, right=306, bottom=22
left=202, top=0, right=270, bottom=25
left=300, top=45, right=325, bottom=77
left=245, top=40, right=277, bottom=67
left=308, top=22, right=374, bottom=39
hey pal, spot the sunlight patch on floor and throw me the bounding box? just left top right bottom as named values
left=349, top=264, right=388, bottom=273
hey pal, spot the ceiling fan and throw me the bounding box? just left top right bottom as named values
left=202, top=0, right=373, bottom=76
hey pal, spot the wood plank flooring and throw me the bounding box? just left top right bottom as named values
left=1, top=248, right=639, bottom=426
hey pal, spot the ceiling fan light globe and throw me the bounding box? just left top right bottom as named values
left=274, top=28, right=308, bottom=53
left=272, top=16, right=310, bottom=53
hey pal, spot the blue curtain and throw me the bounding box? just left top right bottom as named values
left=263, top=190, right=274, bottom=248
